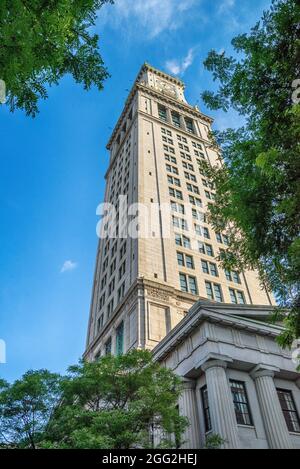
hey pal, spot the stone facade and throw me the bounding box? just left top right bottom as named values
left=152, top=301, right=300, bottom=449
left=84, top=63, right=275, bottom=361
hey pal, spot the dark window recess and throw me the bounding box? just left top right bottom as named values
left=230, top=380, right=253, bottom=426
left=277, top=389, right=300, bottom=433
left=201, top=385, right=212, bottom=432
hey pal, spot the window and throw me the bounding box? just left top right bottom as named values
left=118, top=282, right=125, bottom=302
left=179, top=273, right=188, bottom=292
left=229, top=288, right=246, bottom=305
left=171, top=111, right=181, bottom=127
left=186, top=255, right=194, bottom=269
left=236, top=290, right=245, bottom=304
left=166, top=164, right=178, bottom=175
left=182, top=161, right=194, bottom=171
left=201, top=260, right=209, bottom=274
left=188, top=276, right=198, bottom=294
left=167, top=175, right=181, bottom=186
left=194, top=224, right=202, bottom=236
left=179, top=273, right=198, bottom=295
left=116, top=321, right=124, bottom=356
left=120, top=241, right=126, bottom=259
left=171, top=201, right=184, bottom=214
left=232, top=271, right=241, bottom=284
left=180, top=151, right=192, bottom=161
left=172, top=216, right=188, bottom=230
left=189, top=195, right=203, bottom=207
left=99, top=292, right=105, bottom=309
left=213, top=284, right=223, bottom=302
left=108, top=277, right=115, bottom=295
left=216, top=232, right=229, bottom=244
left=119, top=261, right=126, bottom=280
left=177, top=252, right=194, bottom=269
left=169, top=187, right=183, bottom=200
left=206, top=244, right=214, bottom=257
left=186, top=183, right=199, bottom=194
left=277, top=389, right=300, bottom=433
left=177, top=252, right=184, bottom=266
left=184, top=172, right=197, bottom=182
left=175, top=234, right=191, bottom=249
left=203, top=227, right=210, bottom=239
left=101, top=274, right=107, bottom=290
left=230, top=380, right=253, bottom=426
left=205, top=281, right=223, bottom=302
left=209, top=262, right=218, bottom=277
left=105, top=337, right=112, bottom=355
left=97, top=314, right=104, bottom=332
left=110, top=258, right=116, bottom=276
left=201, top=260, right=218, bottom=276
left=163, top=144, right=175, bottom=154
left=165, top=154, right=177, bottom=164
left=225, top=269, right=232, bottom=281
left=158, top=104, right=167, bottom=122
left=107, top=298, right=114, bottom=316
left=201, top=386, right=212, bottom=432
left=185, top=117, right=194, bottom=134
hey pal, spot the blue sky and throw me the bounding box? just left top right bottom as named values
left=0, top=0, right=272, bottom=382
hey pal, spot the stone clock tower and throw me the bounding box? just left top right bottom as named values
left=84, top=63, right=275, bottom=362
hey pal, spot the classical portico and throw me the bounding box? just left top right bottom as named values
left=152, top=301, right=300, bottom=449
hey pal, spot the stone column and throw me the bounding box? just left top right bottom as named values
left=201, top=359, right=240, bottom=448
left=166, top=108, right=172, bottom=125
left=251, top=365, right=293, bottom=449
left=179, top=379, right=201, bottom=449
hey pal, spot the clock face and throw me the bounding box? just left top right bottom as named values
left=156, top=79, right=178, bottom=97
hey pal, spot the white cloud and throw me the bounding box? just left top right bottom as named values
left=99, top=0, right=198, bottom=38
left=60, top=260, right=78, bottom=273
left=217, top=0, right=235, bottom=14
left=165, top=48, right=195, bottom=76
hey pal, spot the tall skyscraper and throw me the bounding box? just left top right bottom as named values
left=84, top=63, right=274, bottom=361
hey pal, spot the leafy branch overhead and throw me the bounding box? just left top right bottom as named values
left=201, top=0, right=300, bottom=345
left=0, top=0, right=114, bottom=116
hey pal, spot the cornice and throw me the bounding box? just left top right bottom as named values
left=136, top=83, right=213, bottom=123
left=106, top=67, right=213, bottom=150
left=152, top=302, right=281, bottom=361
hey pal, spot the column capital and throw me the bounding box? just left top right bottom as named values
left=251, top=364, right=280, bottom=380
left=198, top=353, right=233, bottom=372
left=181, top=379, right=196, bottom=390
left=201, top=359, right=229, bottom=373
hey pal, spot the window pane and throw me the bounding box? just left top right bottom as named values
left=188, top=276, right=198, bottom=295
left=177, top=252, right=184, bottom=266
left=229, top=288, right=237, bottom=304
left=201, top=386, right=212, bottom=432
left=179, top=273, right=188, bottom=292
left=230, top=380, right=253, bottom=426
left=116, top=322, right=124, bottom=356
left=213, top=284, right=223, bottom=302
left=277, top=389, right=300, bottom=433
left=205, top=281, right=213, bottom=300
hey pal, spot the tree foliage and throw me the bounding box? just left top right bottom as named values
left=42, top=350, right=187, bottom=449
left=0, top=0, right=113, bottom=116
left=201, top=0, right=300, bottom=345
left=0, top=370, right=62, bottom=448
left=0, top=351, right=187, bottom=449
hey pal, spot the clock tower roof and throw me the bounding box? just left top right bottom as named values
left=137, top=62, right=187, bottom=103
